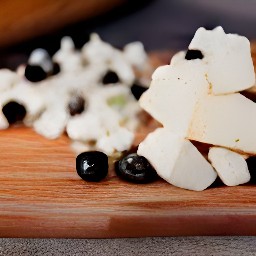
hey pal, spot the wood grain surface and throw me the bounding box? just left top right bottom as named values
left=1, top=125, right=256, bottom=238
left=1, top=49, right=256, bottom=238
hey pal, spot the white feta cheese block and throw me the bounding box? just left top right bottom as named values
left=188, top=93, right=256, bottom=154
left=189, top=26, right=255, bottom=95
left=208, top=147, right=250, bottom=186
left=170, top=51, right=186, bottom=66
left=138, top=128, right=217, bottom=191
left=140, top=62, right=208, bottom=137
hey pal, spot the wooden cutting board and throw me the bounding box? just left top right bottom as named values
left=1, top=125, right=256, bottom=238
left=1, top=49, right=256, bottom=238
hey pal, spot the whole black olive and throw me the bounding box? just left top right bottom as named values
left=115, top=153, right=158, bottom=183
left=25, top=65, right=47, bottom=82
left=76, top=151, right=108, bottom=182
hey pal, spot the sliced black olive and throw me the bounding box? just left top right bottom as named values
left=24, top=65, right=47, bottom=82
left=246, top=157, right=256, bottom=183
left=68, top=95, right=86, bottom=116
left=52, top=62, right=61, bottom=75
left=185, top=49, right=204, bottom=60
left=2, top=101, right=26, bottom=124
left=131, top=83, right=148, bottom=100
left=102, top=70, right=119, bottom=84
left=76, top=151, right=108, bottom=182
left=115, top=153, right=158, bottom=183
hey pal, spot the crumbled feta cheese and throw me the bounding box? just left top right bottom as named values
left=82, top=34, right=136, bottom=85
left=82, top=33, right=115, bottom=65
left=28, top=48, right=53, bottom=73
left=123, top=42, right=148, bottom=69
left=53, top=36, right=82, bottom=72
left=0, top=33, right=150, bottom=156
left=0, top=69, right=19, bottom=92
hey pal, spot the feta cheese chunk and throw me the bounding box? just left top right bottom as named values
left=208, top=147, right=250, bottom=186
left=138, top=128, right=217, bottom=191
left=189, top=26, right=255, bottom=95
left=188, top=93, right=256, bottom=154
left=138, top=26, right=255, bottom=190
left=140, top=62, right=208, bottom=137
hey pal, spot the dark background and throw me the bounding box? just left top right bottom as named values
left=1, top=0, right=256, bottom=69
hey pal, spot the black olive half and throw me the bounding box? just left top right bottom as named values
left=185, top=49, right=204, bottom=60
left=2, top=101, right=26, bottom=124
left=102, top=70, right=119, bottom=84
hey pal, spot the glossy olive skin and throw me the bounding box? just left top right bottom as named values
left=102, top=70, right=119, bottom=84
left=76, top=151, right=108, bottom=182
left=130, top=83, right=148, bottom=100
left=2, top=101, right=26, bottom=124
left=185, top=49, right=204, bottom=60
left=246, top=157, right=256, bottom=183
left=25, top=65, right=47, bottom=82
left=115, top=153, right=158, bottom=183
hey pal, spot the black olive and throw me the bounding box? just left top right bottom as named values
left=115, top=153, right=158, bottom=183
left=246, top=157, right=256, bottom=183
left=52, top=62, right=61, bottom=75
left=185, top=49, right=204, bottom=60
left=131, top=83, right=148, bottom=100
left=68, top=95, right=86, bottom=116
left=2, top=101, right=26, bottom=124
left=24, top=65, right=47, bottom=82
left=76, top=151, right=108, bottom=182
left=102, top=70, right=119, bottom=84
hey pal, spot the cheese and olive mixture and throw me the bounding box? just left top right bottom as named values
left=0, top=34, right=151, bottom=155
left=2, top=27, right=256, bottom=190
